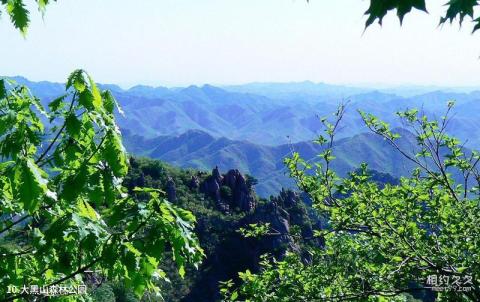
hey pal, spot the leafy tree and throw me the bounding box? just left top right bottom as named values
left=0, top=70, right=203, bottom=301
left=223, top=104, right=480, bottom=301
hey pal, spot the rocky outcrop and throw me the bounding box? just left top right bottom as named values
left=184, top=176, right=320, bottom=302
left=184, top=198, right=298, bottom=302
left=223, top=169, right=237, bottom=188
left=212, top=166, right=223, bottom=183
left=246, top=201, right=300, bottom=258
left=188, top=175, right=200, bottom=190
left=273, top=189, right=317, bottom=241
left=124, top=157, right=329, bottom=302
left=166, top=177, right=177, bottom=203
left=272, top=188, right=298, bottom=208
left=200, top=167, right=256, bottom=213
left=228, top=169, right=256, bottom=212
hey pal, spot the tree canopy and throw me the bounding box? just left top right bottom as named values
left=0, top=71, right=203, bottom=301
left=222, top=105, right=480, bottom=301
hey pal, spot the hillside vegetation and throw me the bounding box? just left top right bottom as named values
left=122, top=128, right=419, bottom=197
left=90, top=156, right=321, bottom=302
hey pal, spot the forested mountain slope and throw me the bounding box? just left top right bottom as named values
left=90, top=157, right=426, bottom=302
left=123, top=128, right=418, bottom=197
left=114, top=157, right=322, bottom=302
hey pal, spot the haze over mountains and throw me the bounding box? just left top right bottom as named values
left=13, top=76, right=480, bottom=145
left=122, top=128, right=420, bottom=197
left=8, top=76, right=480, bottom=196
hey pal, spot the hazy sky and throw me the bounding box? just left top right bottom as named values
left=1, top=0, right=480, bottom=87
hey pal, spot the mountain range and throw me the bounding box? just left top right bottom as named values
left=122, top=128, right=420, bottom=197
left=5, top=76, right=480, bottom=196
left=11, top=75, right=480, bottom=148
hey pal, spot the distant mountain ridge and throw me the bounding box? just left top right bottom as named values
left=6, top=76, right=479, bottom=196
left=224, top=81, right=480, bottom=99
left=222, top=81, right=370, bottom=101
left=6, top=75, right=480, bottom=148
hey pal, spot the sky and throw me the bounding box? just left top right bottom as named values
left=1, top=0, right=480, bottom=88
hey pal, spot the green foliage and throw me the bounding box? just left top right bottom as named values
left=0, top=0, right=56, bottom=35
left=238, top=223, right=271, bottom=238
left=364, top=0, right=427, bottom=26
left=363, top=0, right=480, bottom=33
left=220, top=185, right=233, bottom=201
left=124, top=157, right=248, bottom=301
left=313, top=0, right=479, bottom=33
left=0, top=71, right=203, bottom=301
left=91, top=284, right=116, bottom=302
left=124, top=157, right=322, bottom=301
left=3, top=0, right=29, bottom=35
left=225, top=105, right=480, bottom=301
left=222, top=253, right=423, bottom=302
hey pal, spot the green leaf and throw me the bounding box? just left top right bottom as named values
left=364, top=0, right=427, bottom=27
left=103, top=131, right=128, bottom=177
left=397, top=0, right=427, bottom=24
left=133, top=275, right=146, bottom=298
left=178, top=265, right=185, bottom=278
left=37, top=0, right=49, bottom=14
left=48, top=94, right=67, bottom=112
left=392, top=256, right=403, bottom=262
left=78, top=89, right=95, bottom=110
left=473, top=17, right=480, bottom=32
left=77, top=199, right=99, bottom=221
left=14, top=159, right=48, bottom=213
left=29, top=95, right=48, bottom=118
left=66, top=69, right=87, bottom=92
left=65, top=113, right=82, bottom=139
left=102, top=90, right=124, bottom=115
left=441, top=0, right=477, bottom=25
left=364, top=0, right=395, bottom=27
left=45, top=269, right=54, bottom=279
left=457, top=266, right=468, bottom=273
left=124, top=242, right=142, bottom=257
left=88, top=74, right=102, bottom=110
left=6, top=0, right=30, bottom=35
left=61, top=166, right=88, bottom=201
